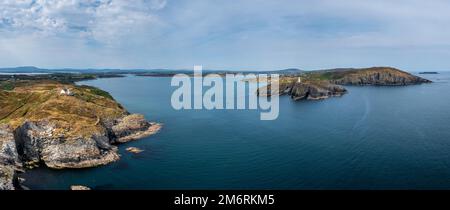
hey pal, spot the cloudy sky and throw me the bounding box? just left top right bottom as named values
left=1, top=0, right=450, bottom=71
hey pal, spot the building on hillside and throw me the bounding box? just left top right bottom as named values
left=60, top=88, right=73, bottom=96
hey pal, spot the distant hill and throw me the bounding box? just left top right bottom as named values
left=0, top=66, right=431, bottom=84
left=304, top=67, right=432, bottom=86
left=0, top=66, right=306, bottom=76
left=258, top=66, right=432, bottom=103
left=0, top=66, right=48, bottom=73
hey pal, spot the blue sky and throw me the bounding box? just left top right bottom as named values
left=1, top=0, right=450, bottom=71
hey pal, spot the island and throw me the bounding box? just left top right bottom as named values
left=258, top=67, right=431, bottom=100
left=0, top=79, right=161, bottom=190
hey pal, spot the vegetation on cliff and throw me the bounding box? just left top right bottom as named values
left=0, top=82, right=124, bottom=134
left=304, top=67, right=431, bottom=85
left=258, top=67, right=431, bottom=101
left=0, top=80, right=161, bottom=189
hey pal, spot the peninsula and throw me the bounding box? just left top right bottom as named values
left=258, top=67, right=431, bottom=100
left=0, top=79, right=161, bottom=190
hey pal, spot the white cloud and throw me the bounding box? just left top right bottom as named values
left=149, top=0, right=167, bottom=10
left=1, top=0, right=450, bottom=70
left=0, top=0, right=167, bottom=42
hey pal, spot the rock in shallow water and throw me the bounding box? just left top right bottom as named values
left=110, top=114, right=162, bottom=143
left=126, top=147, right=144, bottom=154
left=70, top=185, right=91, bottom=190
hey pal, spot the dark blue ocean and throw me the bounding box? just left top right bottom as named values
left=23, top=73, right=450, bottom=189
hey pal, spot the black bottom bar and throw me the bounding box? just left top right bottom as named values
left=1, top=190, right=448, bottom=209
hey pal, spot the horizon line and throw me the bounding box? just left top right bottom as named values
left=0, top=66, right=447, bottom=72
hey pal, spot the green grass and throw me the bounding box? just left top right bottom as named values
left=0, top=81, right=15, bottom=91
left=79, top=85, right=114, bottom=100
left=304, top=72, right=345, bottom=81
left=0, top=82, right=126, bottom=132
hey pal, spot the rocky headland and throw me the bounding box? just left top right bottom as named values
left=0, top=82, right=161, bottom=190
left=258, top=67, right=431, bottom=101
left=258, top=78, right=347, bottom=100
left=311, top=67, right=432, bottom=86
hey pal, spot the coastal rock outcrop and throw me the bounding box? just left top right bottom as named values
left=0, top=125, right=21, bottom=190
left=13, top=114, right=160, bottom=170
left=257, top=67, right=430, bottom=102
left=0, top=126, right=20, bottom=167
left=0, top=165, right=16, bottom=190
left=258, top=80, right=347, bottom=101
left=109, top=114, right=162, bottom=143
left=70, top=185, right=91, bottom=190
left=14, top=120, right=120, bottom=169
left=0, top=82, right=162, bottom=190
left=0, top=113, right=161, bottom=190
left=289, top=81, right=347, bottom=100
left=126, top=147, right=144, bottom=154
left=320, top=67, right=432, bottom=86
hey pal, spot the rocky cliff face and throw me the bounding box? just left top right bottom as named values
left=316, top=67, right=432, bottom=86
left=109, top=114, right=162, bottom=144
left=0, top=125, right=21, bottom=190
left=0, top=83, right=161, bottom=190
left=289, top=81, right=347, bottom=100
left=14, top=120, right=119, bottom=169
left=258, top=80, right=347, bottom=101
left=0, top=126, right=20, bottom=167
left=257, top=67, right=430, bottom=102
left=0, top=165, right=16, bottom=190
left=0, top=114, right=161, bottom=189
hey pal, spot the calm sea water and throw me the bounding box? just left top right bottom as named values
left=23, top=73, right=450, bottom=189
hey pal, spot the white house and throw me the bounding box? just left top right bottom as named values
left=60, top=88, right=73, bottom=96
